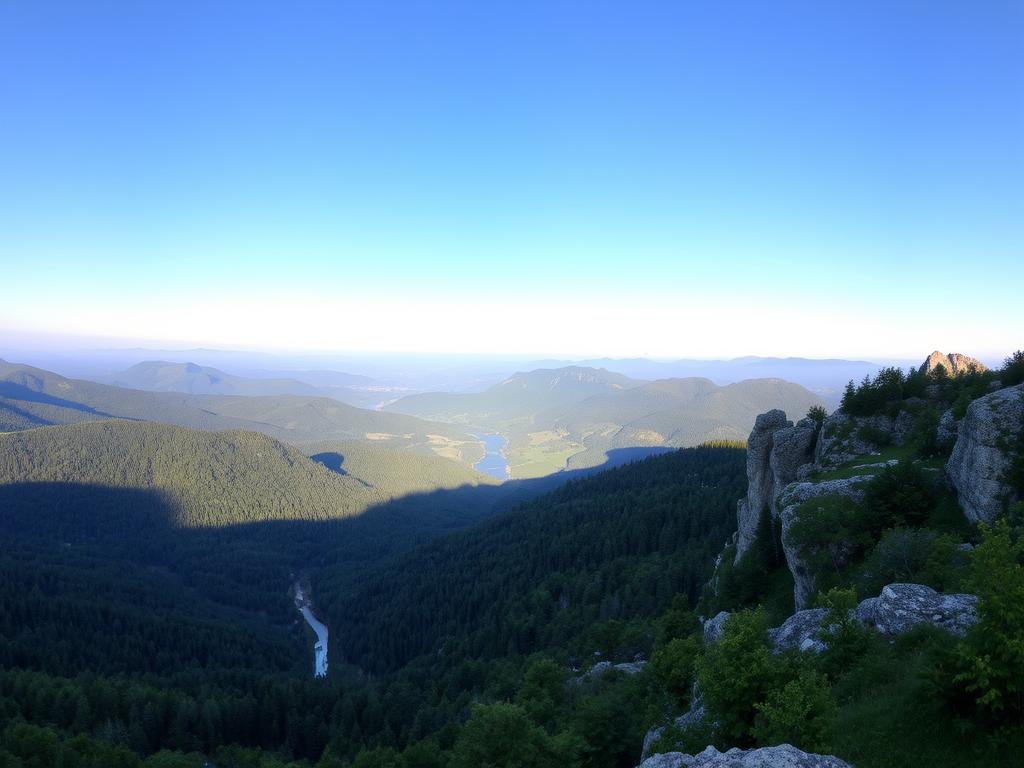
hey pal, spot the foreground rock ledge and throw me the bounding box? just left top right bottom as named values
left=639, top=744, right=851, bottom=768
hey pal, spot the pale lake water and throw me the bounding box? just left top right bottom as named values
left=473, top=433, right=510, bottom=481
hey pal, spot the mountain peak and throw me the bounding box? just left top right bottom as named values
left=920, top=350, right=986, bottom=376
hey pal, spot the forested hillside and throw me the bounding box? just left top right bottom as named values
left=0, top=360, right=483, bottom=465
left=322, top=445, right=746, bottom=672
left=0, top=420, right=388, bottom=527
left=0, top=442, right=749, bottom=768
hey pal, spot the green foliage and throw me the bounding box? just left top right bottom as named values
left=695, top=609, right=779, bottom=744
left=650, top=637, right=700, bottom=708
left=654, top=595, right=701, bottom=647
left=450, top=703, right=558, bottom=768
left=752, top=668, right=837, bottom=753
left=944, top=521, right=1024, bottom=736
left=1001, top=350, right=1024, bottom=387
left=807, top=405, right=828, bottom=428
left=515, top=659, right=566, bottom=726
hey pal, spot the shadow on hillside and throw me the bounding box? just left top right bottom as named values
left=0, top=446, right=687, bottom=633
left=0, top=381, right=113, bottom=417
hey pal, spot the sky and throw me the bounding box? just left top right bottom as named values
left=1, top=1, right=1021, bottom=359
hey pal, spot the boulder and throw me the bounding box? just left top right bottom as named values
left=767, top=608, right=828, bottom=654
left=703, top=611, right=730, bottom=645
left=638, top=744, right=851, bottom=768
left=778, top=477, right=872, bottom=610
left=736, top=410, right=791, bottom=560
left=857, top=583, right=978, bottom=637
left=946, top=383, right=1024, bottom=524
left=920, top=350, right=987, bottom=377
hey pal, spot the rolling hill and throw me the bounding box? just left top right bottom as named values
left=101, top=360, right=325, bottom=396
left=386, top=366, right=823, bottom=477
left=0, top=359, right=484, bottom=465
left=95, top=360, right=393, bottom=409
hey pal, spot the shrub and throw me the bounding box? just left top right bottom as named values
left=858, top=528, right=938, bottom=594
left=807, top=405, right=828, bottom=428
left=650, top=637, right=701, bottom=709
left=1001, top=350, right=1024, bottom=387
left=451, top=703, right=558, bottom=768
left=943, top=521, right=1024, bottom=737
left=695, top=609, right=785, bottom=744
left=752, top=668, right=838, bottom=753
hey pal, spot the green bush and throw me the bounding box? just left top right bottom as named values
left=650, top=637, right=701, bottom=709
left=943, top=522, right=1024, bottom=737
left=695, top=609, right=783, bottom=745
left=752, top=668, right=837, bottom=753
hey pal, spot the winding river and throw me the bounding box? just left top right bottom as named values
left=294, top=584, right=328, bottom=678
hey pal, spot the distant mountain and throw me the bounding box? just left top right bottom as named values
left=539, top=356, right=889, bottom=403
left=387, top=365, right=822, bottom=477
left=0, top=359, right=483, bottom=465
left=385, top=366, right=643, bottom=424
left=92, top=360, right=397, bottom=409
left=102, top=360, right=324, bottom=396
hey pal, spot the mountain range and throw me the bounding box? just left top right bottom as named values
left=386, top=366, right=823, bottom=477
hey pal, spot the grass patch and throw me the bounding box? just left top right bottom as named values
left=812, top=445, right=914, bottom=481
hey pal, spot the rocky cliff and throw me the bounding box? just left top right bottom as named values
left=734, top=411, right=817, bottom=560
left=920, top=350, right=987, bottom=376
left=946, top=383, right=1024, bottom=523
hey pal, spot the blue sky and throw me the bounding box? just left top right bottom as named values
left=1, top=2, right=1021, bottom=358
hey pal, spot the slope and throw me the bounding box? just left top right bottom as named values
left=0, top=359, right=483, bottom=465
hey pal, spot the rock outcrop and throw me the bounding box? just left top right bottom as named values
left=735, top=412, right=818, bottom=560
left=856, top=583, right=978, bottom=637
left=641, top=691, right=708, bottom=760
left=777, top=477, right=871, bottom=610
left=946, top=383, right=1024, bottom=523
left=702, top=611, right=730, bottom=645
left=920, top=350, right=987, bottom=377
left=736, top=410, right=791, bottom=559
left=638, top=744, right=851, bottom=768
left=768, top=608, right=828, bottom=653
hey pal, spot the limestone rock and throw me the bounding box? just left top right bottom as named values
left=920, top=350, right=987, bottom=377
left=857, top=583, right=978, bottom=637
left=946, top=383, right=1024, bottom=523
left=768, top=608, right=828, bottom=653
left=736, top=410, right=791, bottom=559
left=769, top=418, right=818, bottom=508
left=703, top=611, right=731, bottom=645
left=638, top=744, right=852, bottom=768
left=778, top=477, right=872, bottom=610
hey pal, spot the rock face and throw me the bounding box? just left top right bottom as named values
left=641, top=690, right=707, bottom=759
left=638, top=744, right=851, bottom=768
left=702, top=611, right=731, bottom=645
left=920, top=350, right=987, bottom=377
left=778, top=477, right=871, bottom=610
left=736, top=412, right=818, bottom=560
left=857, top=583, right=978, bottom=637
left=736, top=410, right=791, bottom=559
left=946, top=383, right=1024, bottom=523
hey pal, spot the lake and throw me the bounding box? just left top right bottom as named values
left=473, top=432, right=509, bottom=481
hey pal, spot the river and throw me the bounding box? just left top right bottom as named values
left=473, top=432, right=510, bottom=481
left=294, top=584, right=329, bottom=678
